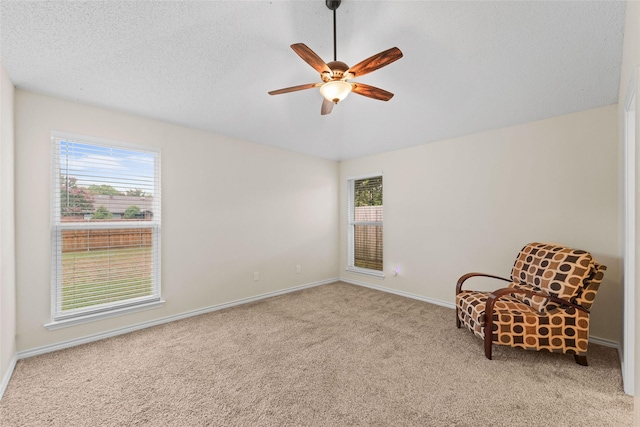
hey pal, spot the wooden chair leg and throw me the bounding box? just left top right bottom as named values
left=574, top=355, right=588, bottom=366
left=483, top=309, right=494, bottom=360
left=456, top=308, right=461, bottom=328
left=484, top=332, right=492, bottom=360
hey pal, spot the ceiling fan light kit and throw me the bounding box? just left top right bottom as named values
left=268, top=0, right=403, bottom=115
left=320, top=80, right=352, bottom=103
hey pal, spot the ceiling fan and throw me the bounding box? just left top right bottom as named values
left=268, top=0, right=403, bottom=115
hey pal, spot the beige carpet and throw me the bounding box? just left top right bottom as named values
left=0, top=282, right=633, bottom=426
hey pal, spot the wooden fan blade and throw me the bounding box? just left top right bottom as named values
left=346, top=47, right=403, bottom=78
left=291, top=43, right=332, bottom=75
left=351, top=83, right=394, bottom=101
left=268, top=83, right=320, bottom=95
left=321, top=98, right=334, bottom=115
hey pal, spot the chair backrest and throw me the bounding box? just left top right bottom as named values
left=509, top=242, right=603, bottom=311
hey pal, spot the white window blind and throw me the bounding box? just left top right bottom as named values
left=51, top=134, right=161, bottom=321
left=347, top=175, right=383, bottom=276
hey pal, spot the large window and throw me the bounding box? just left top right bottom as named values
left=50, top=133, right=161, bottom=326
left=347, top=174, right=383, bottom=277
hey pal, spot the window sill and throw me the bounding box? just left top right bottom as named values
left=346, top=266, right=385, bottom=279
left=44, top=300, right=165, bottom=330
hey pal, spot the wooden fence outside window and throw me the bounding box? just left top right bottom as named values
left=62, top=228, right=153, bottom=252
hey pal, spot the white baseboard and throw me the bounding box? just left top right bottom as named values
left=0, top=356, right=17, bottom=400
left=589, top=336, right=620, bottom=349
left=340, top=277, right=456, bottom=310
left=341, top=277, right=618, bottom=350
left=18, top=278, right=338, bottom=360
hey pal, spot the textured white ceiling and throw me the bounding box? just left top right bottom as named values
left=0, top=1, right=626, bottom=161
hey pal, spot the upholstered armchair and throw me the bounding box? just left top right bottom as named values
left=456, top=242, right=606, bottom=365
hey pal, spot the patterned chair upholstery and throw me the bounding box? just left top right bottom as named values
left=455, top=242, right=606, bottom=365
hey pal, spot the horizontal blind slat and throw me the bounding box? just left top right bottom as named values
left=52, top=135, right=161, bottom=320
left=348, top=175, right=383, bottom=272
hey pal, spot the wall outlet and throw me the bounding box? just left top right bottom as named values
left=253, top=271, right=259, bottom=281
left=296, top=265, right=301, bottom=274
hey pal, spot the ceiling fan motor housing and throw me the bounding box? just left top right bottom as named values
left=322, top=61, right=349, bottom=82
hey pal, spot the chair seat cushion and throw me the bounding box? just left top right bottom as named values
left=508, top=282, right=560, bottom=312
left=456, top=289, right=590, bottom=355
left=457, top=290, right=536, bottom=338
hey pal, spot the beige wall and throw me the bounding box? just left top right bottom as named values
left=14, top=90, right=339, bottom=352
left=6, top=5, right=635, bottom=398
left=618, top=0, right=640, bottom=409
left=0, top=64, right=17, bottom=393
left=339, top=105, right=621, bottom=343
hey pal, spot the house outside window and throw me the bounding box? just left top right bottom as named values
left=49, top=133, right=161, bottom=327
left=347, top=174, right=383, bottom=277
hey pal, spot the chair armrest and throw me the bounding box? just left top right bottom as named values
left=486, top=288, right=590, bottom=315
left=456, top=272, right=511, bottom=295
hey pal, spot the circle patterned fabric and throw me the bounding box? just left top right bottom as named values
left=456, top=242, right=607, bottom=357
left=509, top=242, right=595, bottom=311
left=456, top=290, right=590, bottom=355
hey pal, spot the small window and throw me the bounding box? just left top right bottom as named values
left=347, top=174, right=383, bottom=277
left=51, top=134, right=161, bottom=323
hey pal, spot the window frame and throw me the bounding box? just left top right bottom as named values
left=346, top=173, right=384, bottom=278
left=47, top=131, right=162, bottom=329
